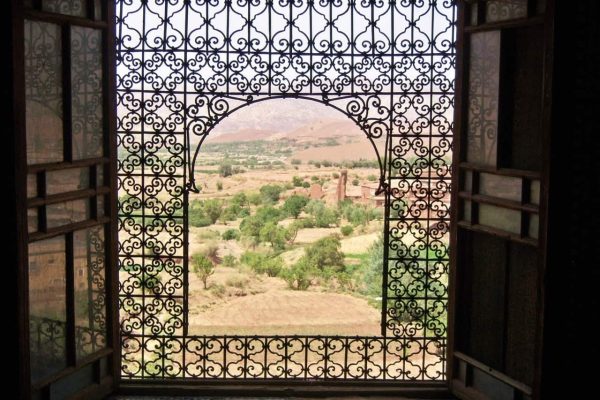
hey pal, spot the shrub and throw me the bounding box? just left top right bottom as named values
left=305, top=200, right=339, bottom=227
left=210, top=283, right=226, bottom=297
left=313, top=161, right=321, bottom=168
left=222, top=255, right=237, bottom=267
left=247, top=192, right=262, bottom=206
left=311, top=176, right=319, bottom=182
left=216, top=181, right=223, bottom=191
left=240, top=251, right=283, bottom=277
left=222, top=229, right=240, bottom=241
left=259, top=184, right=283, bottom=203
left=367, top=174, right=377, bottom=182
left=332, top=172, right=340, bottom=179
left=219, top=163, right=233, bottom=177
left=292, top=176, right=304, bottom=187
left=259, top=222, right=287, bottom=250
left=322, top=160, right=332, bottom=167
left=226, top=276, right=249, bottom=289
left=291, top=159, right=301, bottom=165
left=352, top=179, right=360, bottom=186
left=341, top=225, right=354, bottom=236
left=203, top=199, right=223, bottom=224
left=281, top=258, right=314, bottom=290
left=301, top=181, right=310, bottom=188
left=191, top=253, right=214, bottom=289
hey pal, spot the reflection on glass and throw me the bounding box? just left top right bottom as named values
left=464, top=170, right=473, bottom=192
left=29, top=236, right=67, bottom=382
left=466, top=31, right=500, bottom=166
left=42, top=0, right=87, bottom=17
left=479, top=173, right=522, bottom=201
left=94, top=0, right=102, bottom=20
left=72, top=27, right=104, bottom=160
left=479, top=204, right=521, bottom=234
left=530, top=180, right=540, bottom=205
left=97, top=195, right=105, bottom=218
left=28, top=208, right=38, bottom=233
left=463, top=200, right=472, bottom=222
left=529, top=214, right=539, bottom=239
left=27, top=174, right=37, bottom=198
left=486, top=0, right=527, bottom=22
left=46, top=168, right=90, bottom=195
left=25, top=21, right=63, bottom=165
left=47, top=199, right=90, bottom=228
left=74, top=227, right=106, bottom=359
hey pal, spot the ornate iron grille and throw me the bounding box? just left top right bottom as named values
left=117, top=0, right=454, bottom=381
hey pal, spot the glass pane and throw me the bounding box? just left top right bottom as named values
left=94, top=0, right=102, bottom=20
left=463, top=200, right=472, bottom=222
left=29, top=236, right=67, bottom=382
left=42, top=0, right=86, bottom=17
left=463, top=170, right=473, bottom=192
left=28, top=208, right=38, bottom=233
left=27, top=174, right=38, bottom=198
left=46, top=168, right=90, bottom=195
left=486, top=0, right=528, bottom=22
left=469, top=2, right=479, bottom=26
left=71, top=27, right=104, bottom=159
left=529, top=214, right=539, bottom=239
left=97, top=195, right=105, bottom=218
left=74, top=227, right=106, bottom=359
left=479, top=204, right=521, bottom=234
left=47, top=199, right=90, bottom=228
left=479, top=173, right=522, bottom=201
left=530, top=180, right=540, bottom=205
left=96, top=165, right=104, bottom=186
left=466, top=31, right=500, bottom=166
left=24, top=21, right=63, bottom=165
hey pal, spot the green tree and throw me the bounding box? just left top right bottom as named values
left=304, top=235, right=345, bottom=273
left=283, top=194, right=309, bottom=218
left=203, top=199, right=223, bottom=224
left=305, top=200, right=339, bottom=227
left=192, top=253, right=214, bottom=289
left=281, top=258, right=315, bottom=290
left=259, top=222, right=287, bottom=250
left=239, top=215, right=264, bottom=247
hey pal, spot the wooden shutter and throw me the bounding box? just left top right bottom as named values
left=449, top=1, right=553, bottom=399
left=13, top=0, right=119, bottom=398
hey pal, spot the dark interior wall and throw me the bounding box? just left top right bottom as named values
left=542, top=0, right=600, bottom=397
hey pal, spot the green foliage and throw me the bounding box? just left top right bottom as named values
left=367, top=174, right=377, bottom=182
left=292, top=176, right=304, bottom=187
left=304, top=235, right=345, bottom=273
left=332, top=172, right=340, bottom=179
left=247, top=192, right=262, bottom=206
left=340, top=225, right=354, bottom=236
left=222, top=255, right=237, bottom=268
left=239, top=215, right=264, bottom=247
left=259, top=221, right=287, bottom=250
left=231, top=192, right=248, bottom=207
left=259, top=184, right=283, bottom=203
left=352, top=178, right=360, bottom=186
left=311, top=175, right=319, bottom=182
left=305, top=200, right=340, bottom=227
left=203, top=199, right=223, bottom=224
left=191, top=253, right=215, bottom=289
left=283, top=194, right=309, bottom=218
left=291, top=159, right=302, bottom=165
left=219, top=163, right=233, bottom=177
left=240, top=251, right=283, bottom=277
left=140, top=274, right=162, bottom=294
left=225, top=275, right=249, bottom=289
left=301, top=181, right=310, bottom=188
left=221, top=229, right=240, bottom=241
left=216, top=181, right=223, bottom=191
left=313, top=161, right=321, bottom=168
left=322, top=160, right=332, bottom=167
left=188, top=200, right=212, bottom=227
left=281, top=258, right=314, bottom=290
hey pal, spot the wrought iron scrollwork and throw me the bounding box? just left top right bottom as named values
left=117, top=0, right=454, bottom=381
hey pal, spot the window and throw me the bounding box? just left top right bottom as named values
left=117, top=0, right=455, bottom=381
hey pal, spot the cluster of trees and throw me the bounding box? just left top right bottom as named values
left=307, top=159, right=379, bottom=169
left=281, top=235, right=351, bottom=290
left=189, top=192, right=251, bottom=227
